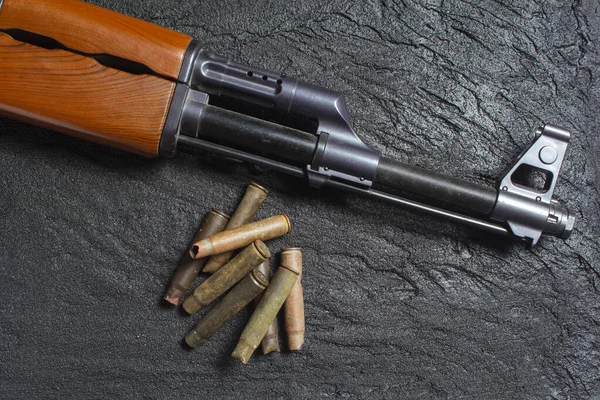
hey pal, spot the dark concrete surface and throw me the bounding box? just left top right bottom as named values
left=1, top=0, right=599, bottom=398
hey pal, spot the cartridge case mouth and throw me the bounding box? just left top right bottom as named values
left=210, top=208, right=231, bottom=220
left=280, top=247, right=302, bottom=275
left=163, top=289, right=183, bottom=305
left=252, top=240, right=271, bottom=260
left=190, top=241, right=213, bottom=259
left=185, top=330, right=204, bottom=348
left=281, top=247, right=301, bottom=253
left=249, top=181, right=269, bottom=195
left=182, top=296, right=201, bottom=314
left=231, top=343, right=254, bottom=364
left=261, top=333, right=281, bottom=354
left=287, top=333, right=305, bottom=351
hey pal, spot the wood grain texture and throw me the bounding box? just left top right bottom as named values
left=0, top=0, right=191, bottom=79
left=0, top=32, right=176, bottom=156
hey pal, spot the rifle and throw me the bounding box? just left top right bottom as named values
left=0, top=0, right=575, bottom=245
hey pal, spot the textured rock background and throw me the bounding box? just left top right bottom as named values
left=1, top=0, right=599, bottom=398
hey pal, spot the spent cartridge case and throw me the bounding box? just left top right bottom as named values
left=254, top=259, right=281, bottom=354
left=282, top=248, right=305, bottom=351
left=164, top=209, right=230, bottom=305
left=185, top=268, right=269, bottom=348
left=231, top=263, right=300, bottom=364
left=203, top=182, right=268, bottom=274
left=182, top=240, right=270, bottom=314
left=191, top=214, right=290, bottom=260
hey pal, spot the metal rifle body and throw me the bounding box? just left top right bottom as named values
left=0, top=0, right=575, bottom=245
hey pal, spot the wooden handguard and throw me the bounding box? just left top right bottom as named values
left=0, top=0, right=192, bottom=79
left=0, top=0, right=194, bottom=157
left=0, top=33, right=176, bottom=156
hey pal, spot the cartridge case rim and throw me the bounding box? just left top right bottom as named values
left=281, top=214, right=292, bottom=234
left=249, top=181, right=269, bottom=195
left=256, top=260, right=270, bottom=283
left=251, top=269, right=269, bottom=288
left=210, top=208, right=231, bottom=220
left=252, top=240, right=271, bottom=260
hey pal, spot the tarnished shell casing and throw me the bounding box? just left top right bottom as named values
left=203, top=182, right=268, bottom=274
left=164, top=209, right=229, bottom=305
left=254, top=259, right=281, bottom=354
left=182, top=240, right=270, bottom=314
left=185, top=268, right=268, bottom=348
left=282, top=248, right=305, bottom=350
left=231, top=263, right=300, bottom=364
left=190, top=214, right=290, bottom=260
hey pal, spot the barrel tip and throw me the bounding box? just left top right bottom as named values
left=559, top=213, right=576, bottom=239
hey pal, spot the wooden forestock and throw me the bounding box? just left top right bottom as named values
left=0, top=33, right=176, bottom=156
left=0, top=0, right=194, bottom=157
left=0, top=0, right=192, bottom=79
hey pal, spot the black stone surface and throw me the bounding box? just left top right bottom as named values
left=1, top=0, right=599, bottom=398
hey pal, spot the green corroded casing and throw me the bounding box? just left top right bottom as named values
left=185, top=268, right=268, bottom=348
left=282, top=248, right=305, bottom=350
left=203, top=182, right=268, bottom=274
left=231, top=263, right=300, bottom=364
left=190, top=214, right=291, bottom=260
left=164, top=209, right=230, bottom=305
left=254, top=259, right=281, bottom=354
left=182, top=240, right=270, bottom=314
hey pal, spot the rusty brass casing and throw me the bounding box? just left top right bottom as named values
left=164, top=209, right=230, bottom=305
left=231, top=263, right=300, bottom=364
left=182, top=240, right=270, bottom=314
left=282, top=248, right=305, bottom=350
left=185, top=268, right=268, bottom=348
left=254, top=259, right=281, bottom=354
left=190, top=214, right=291, bottom=260
left=203, top=182, right=268, bottom=274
